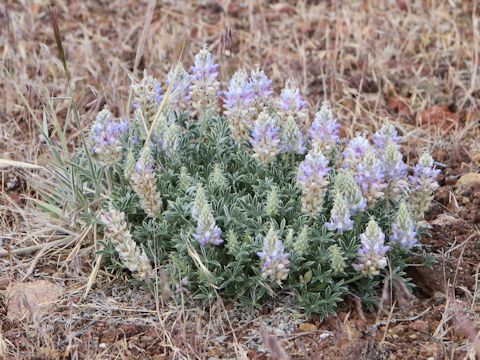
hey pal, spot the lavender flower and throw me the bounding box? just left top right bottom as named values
left=190, top=45, right=220, bottom=111
left=90, top=106, right=128, bottom=166
left=251, top=111, right=281, bottom=163
left=130, top=147, right=163, bottom=218
left=408, top=152, right=440, bottom=221
left=280, top=115, right=306, bottom=154
left=390, top=200, right=417, bottom=249
left=249, top=65, right=273, bottom=111
left=334, top=171, right=367, bottom=214
left=381, top=141, right=408, bottom=198
left=257, top=226, right=290, bottom=284
left=224, top=69, right=253, bottom=142
left=374, top=121, right=401, bottom=149
left=343, top=134, right=371, bottom=170
left=277, top=79, right=308, bottom=130
left=192, top=185, right=223, bottom=246
left=325, top=192, right=354, bottom=233
left=355, top=148, right=386, bottom=204
left=166, top=64, right=190, bottom=111
left=382, top=141, right=407, bottom=182
left=297, top=150, right=331, bottom=216
left=309, top=101, right=340, bottom=152
left=353, top=218, right=389, bottom=276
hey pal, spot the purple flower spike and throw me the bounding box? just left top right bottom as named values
left=309, top=101, right=340, bottom=152
left=257, top=226, right=290, bottom=284
left=390, top=200, right=417, bottom=249
left=353, top=218, right=389, bottom=276
left=325, top=192, right=354, bottom=233
left=343, top=134, right=371, bottom=169
left=251, top=111, right=281, bottom=163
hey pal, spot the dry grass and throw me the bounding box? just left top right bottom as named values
left=1, top=0, right=480, bottom=358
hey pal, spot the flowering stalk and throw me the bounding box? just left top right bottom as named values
left=297, top=150, right=330, bottom=217
left=190, top=45, right=220, bottom=125
left=408, top=152, right=440, bottom=221
left=334, top=170, right=367, bottom=214
left=130, top=147, right=163, bottom=218
left=249, top=65, right=273, bottom=115
left=277, top=79, right=308, bottom=131
left=166, top=64, right=190, bottom=111
left=101, top=207, right=153, bottom=281
left=353, top=218, right=389, bottom=276
left=355, top=148, right=386, bottom=204
left=329, top=244, right=347, bottom=274
left=325, top=192, right=354, bottom=233
left=342, top=134, right=371, bottom=170
left=382, top=141, right=408, bottom=198
left=90, top=107, right=128, bottom=166
left=209, top=163, right=229, bottom=189
left=250, top=111, right=281, bottom=163
left=192, top=185, right=223, bottom=246
left=280, top=115, right=306, bottom=154
left=131, top=70, right=163, bottom=131
left=223, top=69, right=253, bottom=143
left=257, top=225, right=290, bottom=284
left=265, top=185, right=280, bottom=217
left=309, top=101, right=340, bottom=153
left=390, top=200, right=417, bottom=249
left=374, top=121, right=401, bottom=149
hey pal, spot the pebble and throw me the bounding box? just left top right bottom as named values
left=433, top=291, right=446, bottom=304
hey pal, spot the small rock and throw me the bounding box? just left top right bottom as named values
left=455, top=172, right=480, bottom=195
left=408, top=333, right=418, bottom=339
left=140, top=336, right=153, bottom=343
left=462, top=197, right=470, bottom=205
left=299, top=322, right=317, bottom=332
left=6, top=280, right=62, bottom=321
left=408, top=320, right=430, bottom=334
left=430, top=214, right=460, bottom=226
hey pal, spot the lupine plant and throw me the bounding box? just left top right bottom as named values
left=40, top=45, right=440, bottom=318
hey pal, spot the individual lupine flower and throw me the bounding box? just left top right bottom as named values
left=342, top=134, right=371, bottom=170
left=382, top=141, right=407, bottom=182
left=250, top=111, right=281, bottom=163
left=101, top=207, right=153, bottom=281
left=190, top=45, right=220, bottom=111
left=374, top=121, right=401, bottom=149
left=353, top=218, right=389, bottom=276
left=209, top=163, right=229, bottom=189
left=130, top=147, right=163, bottom=218
left=265, top=185, right=280, bottom=217
left=90, top=107, right=129, bottom=165
left=334, top=171, right=367, bottom=214
left=257, top=225, right=290, bottom=284
left=329, top=244, right=347, bottom=274
left=293, top=225, right=309, bottom=256
left=355, top=148, right=387, bottom=204
left=390, top=200, right=417, bottom=249
left=277, top=79, right=308, bottom=130
left=223, top=69, right=253, bottom=142
left=280, top=115, right=306, bottom=154
left=309, top=101, right=340, bottom=152
left=408, top=152, right=440, bottom=221
left=325, top=192, right=354, bottom=233
left=131, top=70, right=163, bottom=119
left=191, top=185, right=223, bottom=246
left=166, top=63, right=190, bottom=111
left=297, top=150, right=331, bottom=216
left=249, top=65, right=273, bottom=112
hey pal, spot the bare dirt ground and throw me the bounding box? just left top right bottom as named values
left=1, top=0, right=480, bottom=359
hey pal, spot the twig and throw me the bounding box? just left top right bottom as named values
left=368, top=307, right=431, bottom=331
left=0, top=237, right=75, bottom=258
